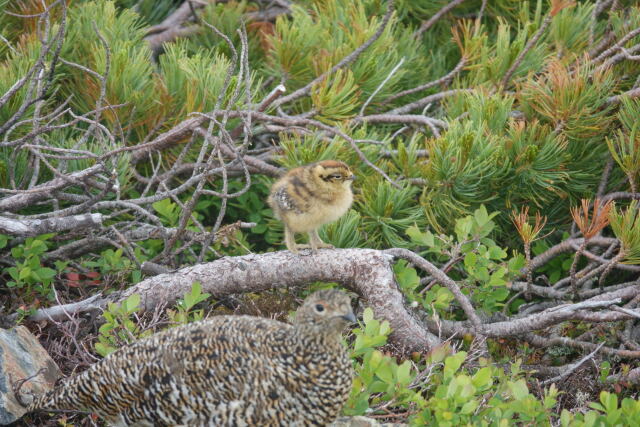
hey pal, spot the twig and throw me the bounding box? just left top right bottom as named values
left=384, top=248, right=483, bottom=327
left=540, top=342, right=605, bottom=385
left=597, top=157, right=615, bottom=198
left=500, top=14, right=552, bottom=89
left=385, top=89, right=470, bottom=115
left=414, top=0, right=466, bottom=39
left=272, top=0, right=395, bottom=109
left=358, top=57, right=405, bottom=116
left=383, top=56, right=467, bottom=104
left=611, top=305, right=640, bottom=320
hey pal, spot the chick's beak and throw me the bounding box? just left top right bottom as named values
left=346, top=174, right=356, bottom=181
left=341, top=311, right=357, bottom=323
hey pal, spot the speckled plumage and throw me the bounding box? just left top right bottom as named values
left=268, top=160, right=355, bottom=253
left=27, top=290, right=355, bottom=427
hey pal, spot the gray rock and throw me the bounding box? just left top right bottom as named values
left=0, top=326, right=60, bottom=425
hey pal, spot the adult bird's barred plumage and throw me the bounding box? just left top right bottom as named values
left=26, top=289, right=356, bottom=426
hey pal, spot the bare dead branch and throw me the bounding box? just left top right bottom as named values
left=0, top=213, right=102, bottom=237
left=384, top=248, right=483, bottom=327
left=527, top=237, right=618, bottom=272
left=385, top=89, right=471, bottom=115
left=540, top=342, right=605, bottom=386
left=383, top=56, right=467, bottom=105
left=0, top=164, right=104, bottom=212
left=353, top=114, right=447, bottom=134
left=414, top=0, right=466, bottom=39
left=524, top=333, right=640, bottom=359
left=272, top=0, right=395, bottom=109
left=606, top=86, right=640, bottom=105
left=25, top=293, right=105, bottom=323
left=500, top=14, right=553, bottom=89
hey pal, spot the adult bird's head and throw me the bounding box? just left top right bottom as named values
left=294, top=289, right=356, bottom=334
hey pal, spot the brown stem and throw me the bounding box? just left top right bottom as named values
left=570, top=240, right=589, bottom=300
left=500, top=14, right=552, bottom=89
left=524, top=241, right=532, bottom=300
left=414, top=0, right=467, bottom=39
left=599, top=250, right=627, bottom=289
left=384, top=248, right=483, bottom=327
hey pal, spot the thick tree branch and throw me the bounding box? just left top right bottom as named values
left=0, top=164, right=104, bottom=212
left=26, top=249, right=442, bottom=352
left=0, top=213, right=102, bottom=237
left=527, top=237, right=618, bottom=272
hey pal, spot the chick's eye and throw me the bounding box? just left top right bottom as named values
left=330, top=174, right=342, bottom=180
left=315, top=304, right=325, bottom=312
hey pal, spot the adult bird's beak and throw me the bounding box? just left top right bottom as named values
left=341, top=311, right=357, bottom=323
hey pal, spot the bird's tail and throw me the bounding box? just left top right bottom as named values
left=26, top=386, right=62, bottom=412
left=25, top=374, right=82, bottom=413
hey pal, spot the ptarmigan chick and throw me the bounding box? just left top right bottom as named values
left=269, top=160, right=355, bottom=253
left=25, top=289, right=356, bottom=426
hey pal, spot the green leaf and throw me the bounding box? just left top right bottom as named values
left=508, top=379, right=529, bottom=400
left=7, top=266, right=19, bottom=281
left=122, top=294, right=141, bottom=313
left=488, top=246, right=507, bottom=260
left=11, top=246, right=23, bottom=258
left=560, top=409, right=573, bottom=426
left=376, top=362, right=394, bottom=384
left=19, top=267, right=31, bottom=281
left=601, top=391, right=618, bottom=413
left=460, top=399, right=478, bottom=415
left=98, top=323, right=114, bottom=334
left=181, top=282, right=211, bottom=311
left=508, top=253, right=526, bottom=273
left=464, top=252, right=477, bottom=270
left=394, top=261, right=420, bottom=290
left=94, top=342, right=116, bottom=357
left=471, top=367, right=493, bottom=389
left=379, top=320, right=391, bottom=337
left=476, top=267, right=490, bottom=282
left=397, top=361, right=413, bottom=385
left=364, top=318, right=381, bottom=337
left=474, top=205, right=490, bottom=227
left=444, top=352, right=466, bottom=379
left=489, top=269, right=507, bottom=286
left=599, top=361, right=611, bottom=382
left=37, top=267, right=56, bottom=280
left=406, top=225, right=434, bottom=247
left=362, top=307, right=374, bottom=324
left=455, top=217, right=472, bottom=242
left=152, top=198, right=178, bottom=225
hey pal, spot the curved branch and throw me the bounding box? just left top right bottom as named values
left=27, top=249, right=442, bottom=353
left=384, top=248, right=482, bottom=327
left=527, top=237, right=618, bottom=273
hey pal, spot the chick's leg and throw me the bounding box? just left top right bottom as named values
left=308, top=229, right=334, bottom=252
left=284, top=226, right=299, bottom=254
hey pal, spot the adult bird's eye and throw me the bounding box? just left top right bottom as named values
left=315, top=304, right=325, bottom=312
